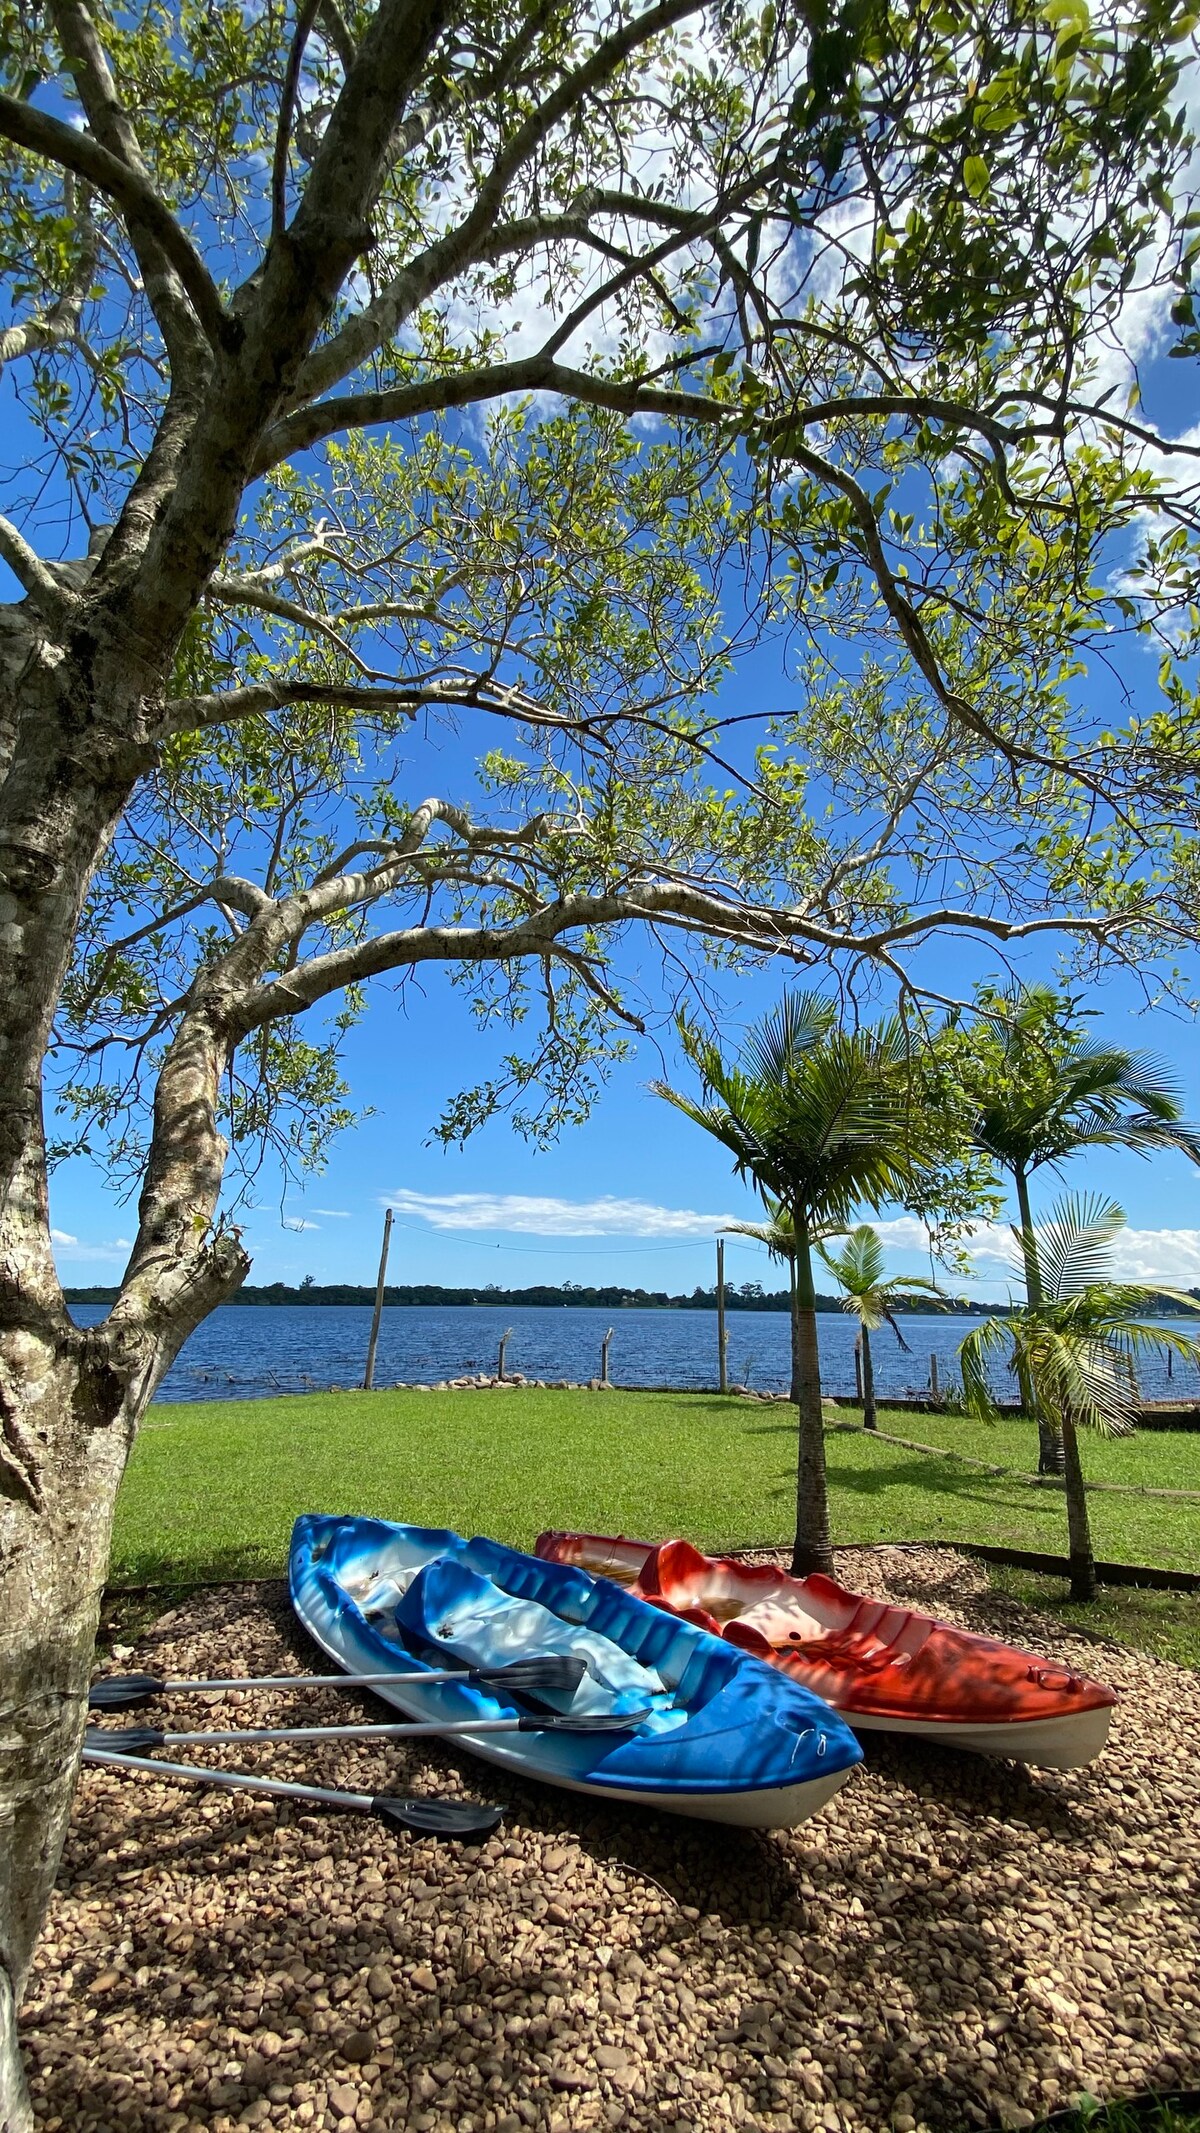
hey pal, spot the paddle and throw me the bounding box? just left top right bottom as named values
left=87, top=1707, right=652, bottom=1753
left=81, top=1744, right=505, bottom=1840
left=88, top=1655, right=589, bottom=1712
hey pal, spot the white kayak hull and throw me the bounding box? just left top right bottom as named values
left=847, top=1700, right=1116, bottom=1771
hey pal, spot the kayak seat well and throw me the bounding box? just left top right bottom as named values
left=392, top=1556, right=686, bottom=1729
left=466, top=1535, right=749, bottom=1717
left=466, top=1535, right=724, bottom=1700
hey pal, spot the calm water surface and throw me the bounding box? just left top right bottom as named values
left=68, top=1303, right=1200, bottom=1406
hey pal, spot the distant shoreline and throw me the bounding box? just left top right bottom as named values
left=65, top=1280, right=1003, bottom=1313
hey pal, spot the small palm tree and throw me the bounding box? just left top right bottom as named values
left=723, top=1199, right=805, bottom=1402
left=964, top=984, right=1200, bottom=1470
left=653, top=993, right=932, bottom=1576
left=959, top=1196, right=1200, bottom=1600
left=817, top=1225, right=946, bottom=1431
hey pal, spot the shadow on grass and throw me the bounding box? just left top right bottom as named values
left=761, top=1450, right=1059, bottom=1520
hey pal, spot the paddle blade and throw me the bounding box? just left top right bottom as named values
left=372, top=1795, right=506, bottom=1840
left=479, top=1657, right=588, bottom=1698
left=89, top=1674, right=166, bottom=1711
left=519, top=1707, right=652, bottom=1731
left=85, top=1726, right=165, bottom=1755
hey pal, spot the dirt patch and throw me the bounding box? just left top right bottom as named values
left=21, top=1547, right=1200, bottom=2133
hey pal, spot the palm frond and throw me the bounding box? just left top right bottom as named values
left=958, top=1318, right=1011, bottom=1420
left=1032, top=1194, right=1125, bottom=1300
left=880, top=1306, right=912, bottom=1353
left=818, top=1224, right=886, bottom=1295
left=1021, top=1325, right=1138, bottom=1439
left=739, top=990, right=836, bottom=1089
left=724, top=1216, right=797, bottom=1265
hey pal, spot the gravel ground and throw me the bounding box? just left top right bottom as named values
left=21, top=1546, right=1200, bottom=2133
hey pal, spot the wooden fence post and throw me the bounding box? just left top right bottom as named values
left=930, top=1352, right=940, bottom=1401
left=601, top=1327, right=614, bottom=1385
left=497, top=1327, right=513, bottom=1381
left=716, top=1238, right=729, bottom=1394
left=363, top=1207, right=393, bottom=1390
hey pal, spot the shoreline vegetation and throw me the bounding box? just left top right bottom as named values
left=67, top=1277, right=1011, bottom=1311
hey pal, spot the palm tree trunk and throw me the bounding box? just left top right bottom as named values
left=1060, top=1411, right=1096, bottom=1601
left=788, top=1250, right=802, bottom=1405
left=790, top=1213, right=834, bottom=1577
left=861, top=1322, right=877, bottom=1431
left=1015, top=1166, right=1063, bottom=1477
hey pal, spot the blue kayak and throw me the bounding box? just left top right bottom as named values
left=289, top=1515, right=862, bottom=1828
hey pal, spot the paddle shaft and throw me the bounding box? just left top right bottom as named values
left=108, top=1713, right=635, bottom=1746
left=84, top=1744, right=392, bottom=1810
left=82, top=1746, right=505, bottom=1839
left=127, top=1667, right=552, bottom=1693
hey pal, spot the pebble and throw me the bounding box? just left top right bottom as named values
left=19, top=1547, right=1199, bottom=2131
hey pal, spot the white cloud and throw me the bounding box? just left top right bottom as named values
left=311, top=1208, right=351, bottom=1218
left=49, top=1234, right=132, bottom=1263
left=879, top=1217, right=1200, bottom=1290
left=383, top=1189, right=738, bottom=1238
left=282, top=1217, right=320, bottom=1233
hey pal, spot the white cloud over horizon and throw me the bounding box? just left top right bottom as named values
left=878, top=1216, right=1200, bottom=1290
left=382, top=1191, right=1200, bottom=1289
left=383, top=1189, right=738, bottom=1238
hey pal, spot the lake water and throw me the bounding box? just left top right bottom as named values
left=67, top=1303, right=1200, bottom=1406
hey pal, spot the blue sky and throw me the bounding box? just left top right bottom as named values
left=47, top=903, right=1200, bottom=1299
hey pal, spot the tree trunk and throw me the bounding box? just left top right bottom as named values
left=1059, top=1410, right=1096, bottom=1602
left=790, top=1215, right=834, bottom=1578
left=861, top=1322, right=877, bottom=1430
left=788, top=1252, right=802, bottom=1406
left=0, top=1333, right=153, bottom=2130
left=1014, top=1167, right=1064, bottom=1476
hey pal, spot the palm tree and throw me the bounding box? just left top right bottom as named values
left=652, top=993, right=931, bottom=1576
left=722, top=1199, right=805, bottom=1403
left=959, top=1196, right=1200, bottom=1600
left=963, top=984, right=1200, bottom=1470
left=817, top=1225, right=946, bottom=1431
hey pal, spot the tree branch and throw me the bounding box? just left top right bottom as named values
left=0, top=90, right=234, bottom=356
left=0, top=516, right=77, bottom=621
left=272, top=0, right=324, bottom=239
left=254, top=351, right=729, bottom=472
left=159, top=674, right=557, bottom=737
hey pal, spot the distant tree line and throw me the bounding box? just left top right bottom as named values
left=64, top=1276, right=1005, bottom=1313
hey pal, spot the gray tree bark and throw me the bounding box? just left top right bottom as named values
left=0, top=606, right=249, bottom=2125
left=860, top=1322, right=877, bottom=1432
left=789, top=1214, right=834, bottom=1578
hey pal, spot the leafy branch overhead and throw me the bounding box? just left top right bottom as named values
left=0, top=0, right=1198, bottom=1311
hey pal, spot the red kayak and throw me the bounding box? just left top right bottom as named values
left=535, top=1533, right=1117, bottom=1768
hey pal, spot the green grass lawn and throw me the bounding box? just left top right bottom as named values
left=865, top=1408, right=1200, bottom=1490
left=985, top=1566, right=1200, bottom=1671
left=112, top=1388, right=1200, bottom=1588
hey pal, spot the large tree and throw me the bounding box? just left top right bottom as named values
left=2, top=0, right=1200, bottom=2116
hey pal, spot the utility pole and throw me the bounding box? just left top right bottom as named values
left=716, top=1237, right=729, bottom=1394
left=363, top=1207, right=393, bottom=1390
